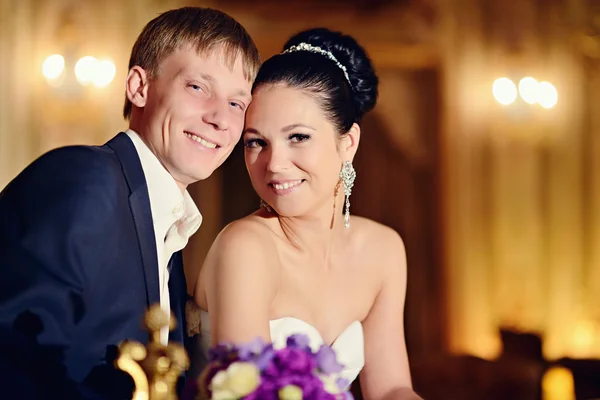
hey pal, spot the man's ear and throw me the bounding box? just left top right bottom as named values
left=125, top=66, right=150, bottom=108
left=341, top=123, right=361, bottom=162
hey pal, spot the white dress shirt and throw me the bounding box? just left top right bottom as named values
left=126, top=129, right=202, bottom=344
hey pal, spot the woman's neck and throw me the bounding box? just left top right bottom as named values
left=275, top=190, right=348, bottom=263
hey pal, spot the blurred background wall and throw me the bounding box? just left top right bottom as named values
left=2, top=0, right=600, bottom=398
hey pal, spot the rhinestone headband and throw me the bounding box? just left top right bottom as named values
left=281, top=42, right=353, bottom=89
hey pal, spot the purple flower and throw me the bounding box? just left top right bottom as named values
left=194, top=336, right=353, bottom=400
left=255, top=373, right=334, bottom=400
left=238, top=337, right=267, bottom=360
left=282, top=375, right=330, bottom=399
left=286, top=333, right=311, bottom=351
left=243, top=380, right=279, bottom=400
left=236, top=338, right=276, bottom=371
left=315, top=345, right=343, bottom=374
left=253, top=345, right=276, bottom=370
left=274, top=347, right=317, bottom=375
left=208, top=343, right=237, bottom=362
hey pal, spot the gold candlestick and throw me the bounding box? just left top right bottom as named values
left=116, top=305, right=190, bottom=400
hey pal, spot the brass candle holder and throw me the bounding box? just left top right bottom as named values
left=115, top=305, right=190, bottom=400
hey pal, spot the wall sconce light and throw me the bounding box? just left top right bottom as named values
left=542, top=366, right=575, bottom=400
left=492, top=77, right=518, bottom=105
left=493, top=76, right=558, bottom=108
left=42, top=54, right=116, bottom=88
left=42, top=54, right=66, bottom=82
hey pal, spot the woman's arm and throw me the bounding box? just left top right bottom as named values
left=359, top=229, right=423, bottom=400
left=198, top=220, right=277, bottom=345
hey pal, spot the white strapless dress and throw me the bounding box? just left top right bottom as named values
left=193, top=310, right=365, bottom=387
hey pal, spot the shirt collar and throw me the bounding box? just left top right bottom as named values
left=125, top=129, right=202, bottom=241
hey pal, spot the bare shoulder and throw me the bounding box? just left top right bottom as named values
left=204, top=215, right=279, bottom=273
left=352, top=217, right=405, bottom=258
left=351, top=216, right=407, bottom=281
left=196, top=215, right=278, bottom=307
left=213, top=215, right=275, bottom=250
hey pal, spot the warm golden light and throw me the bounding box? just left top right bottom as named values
left=42, top=54, right=65, bottom=81
left=518, top=76, right=538, bottom=105
left=537, top=81, right=558, bottom=109
left=570, top=320, right=598, bottom=358
left=74, top=56, right=116, bottom=87
left=542, top=366, right=575, bottom=400
left=74, top=56, right=98, bottom=86
left=92, top=59, right=116, bottom=88
left=492, top=77, right=517, bottom=105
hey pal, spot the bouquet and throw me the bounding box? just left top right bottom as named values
left=185, top=334, right=354, bottom=400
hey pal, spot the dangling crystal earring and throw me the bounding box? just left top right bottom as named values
left=260, top=198, right=273, bottom=213
left=339, top=161, right=356, bottom=228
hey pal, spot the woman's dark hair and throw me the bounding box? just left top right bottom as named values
left=252, top=27, right=379, bottom=134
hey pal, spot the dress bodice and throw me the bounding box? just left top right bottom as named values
left=194, top=310, right=365, bottom=387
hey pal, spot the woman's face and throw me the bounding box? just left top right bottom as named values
left=243, top=84, right=348, bottom=218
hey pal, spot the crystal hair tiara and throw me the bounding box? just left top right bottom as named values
left=281, top=42, right=353, bottom=89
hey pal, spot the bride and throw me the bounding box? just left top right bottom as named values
left=193, top=27, right=422, bottom=400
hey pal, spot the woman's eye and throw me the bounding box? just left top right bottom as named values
left=244, top=138, right=266, bottom=148
left=289, top=133, right=311, bottom=143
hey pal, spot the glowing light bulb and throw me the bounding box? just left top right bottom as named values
left=74, top=56, right=98, bottom=86
left=542, top=367, right=574, bottom=400
left=92, top=59, right=116, bottom=87
left=537, top=81, right=558, bottom=109
left=42, top=54, right=65, bottom=80
left=518, top=76, right=538, bottom=105
left=492, top=77, right=517, bottom=105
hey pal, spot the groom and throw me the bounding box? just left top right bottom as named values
left=0, top=7, right=259, bottom=399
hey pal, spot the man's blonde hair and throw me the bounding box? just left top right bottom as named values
left=123, top=7, right=261, bottom=119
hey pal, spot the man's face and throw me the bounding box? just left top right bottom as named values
left=135, top=46, right=252, bottom=190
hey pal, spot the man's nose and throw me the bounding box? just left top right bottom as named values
left=202, top=98, right=229, bottom=131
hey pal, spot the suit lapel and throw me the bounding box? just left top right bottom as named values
left=106, top=133, right=160, bottom=307
left=129, top=189, right=160, bottom=306
left=168, top=252, right=185, bottom=344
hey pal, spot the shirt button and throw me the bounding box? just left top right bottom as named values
left=172, top=205, right=182, bottom=215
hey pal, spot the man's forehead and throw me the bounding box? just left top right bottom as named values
left=194, top=42, right=258, bottom=84
left=174, top=43, right=243, bottom=67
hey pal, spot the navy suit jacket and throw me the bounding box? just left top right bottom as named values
left=0, top=133, right=189, bottom=399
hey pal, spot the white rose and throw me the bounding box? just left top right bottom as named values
left=209, top=362, right=261, bottom=399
